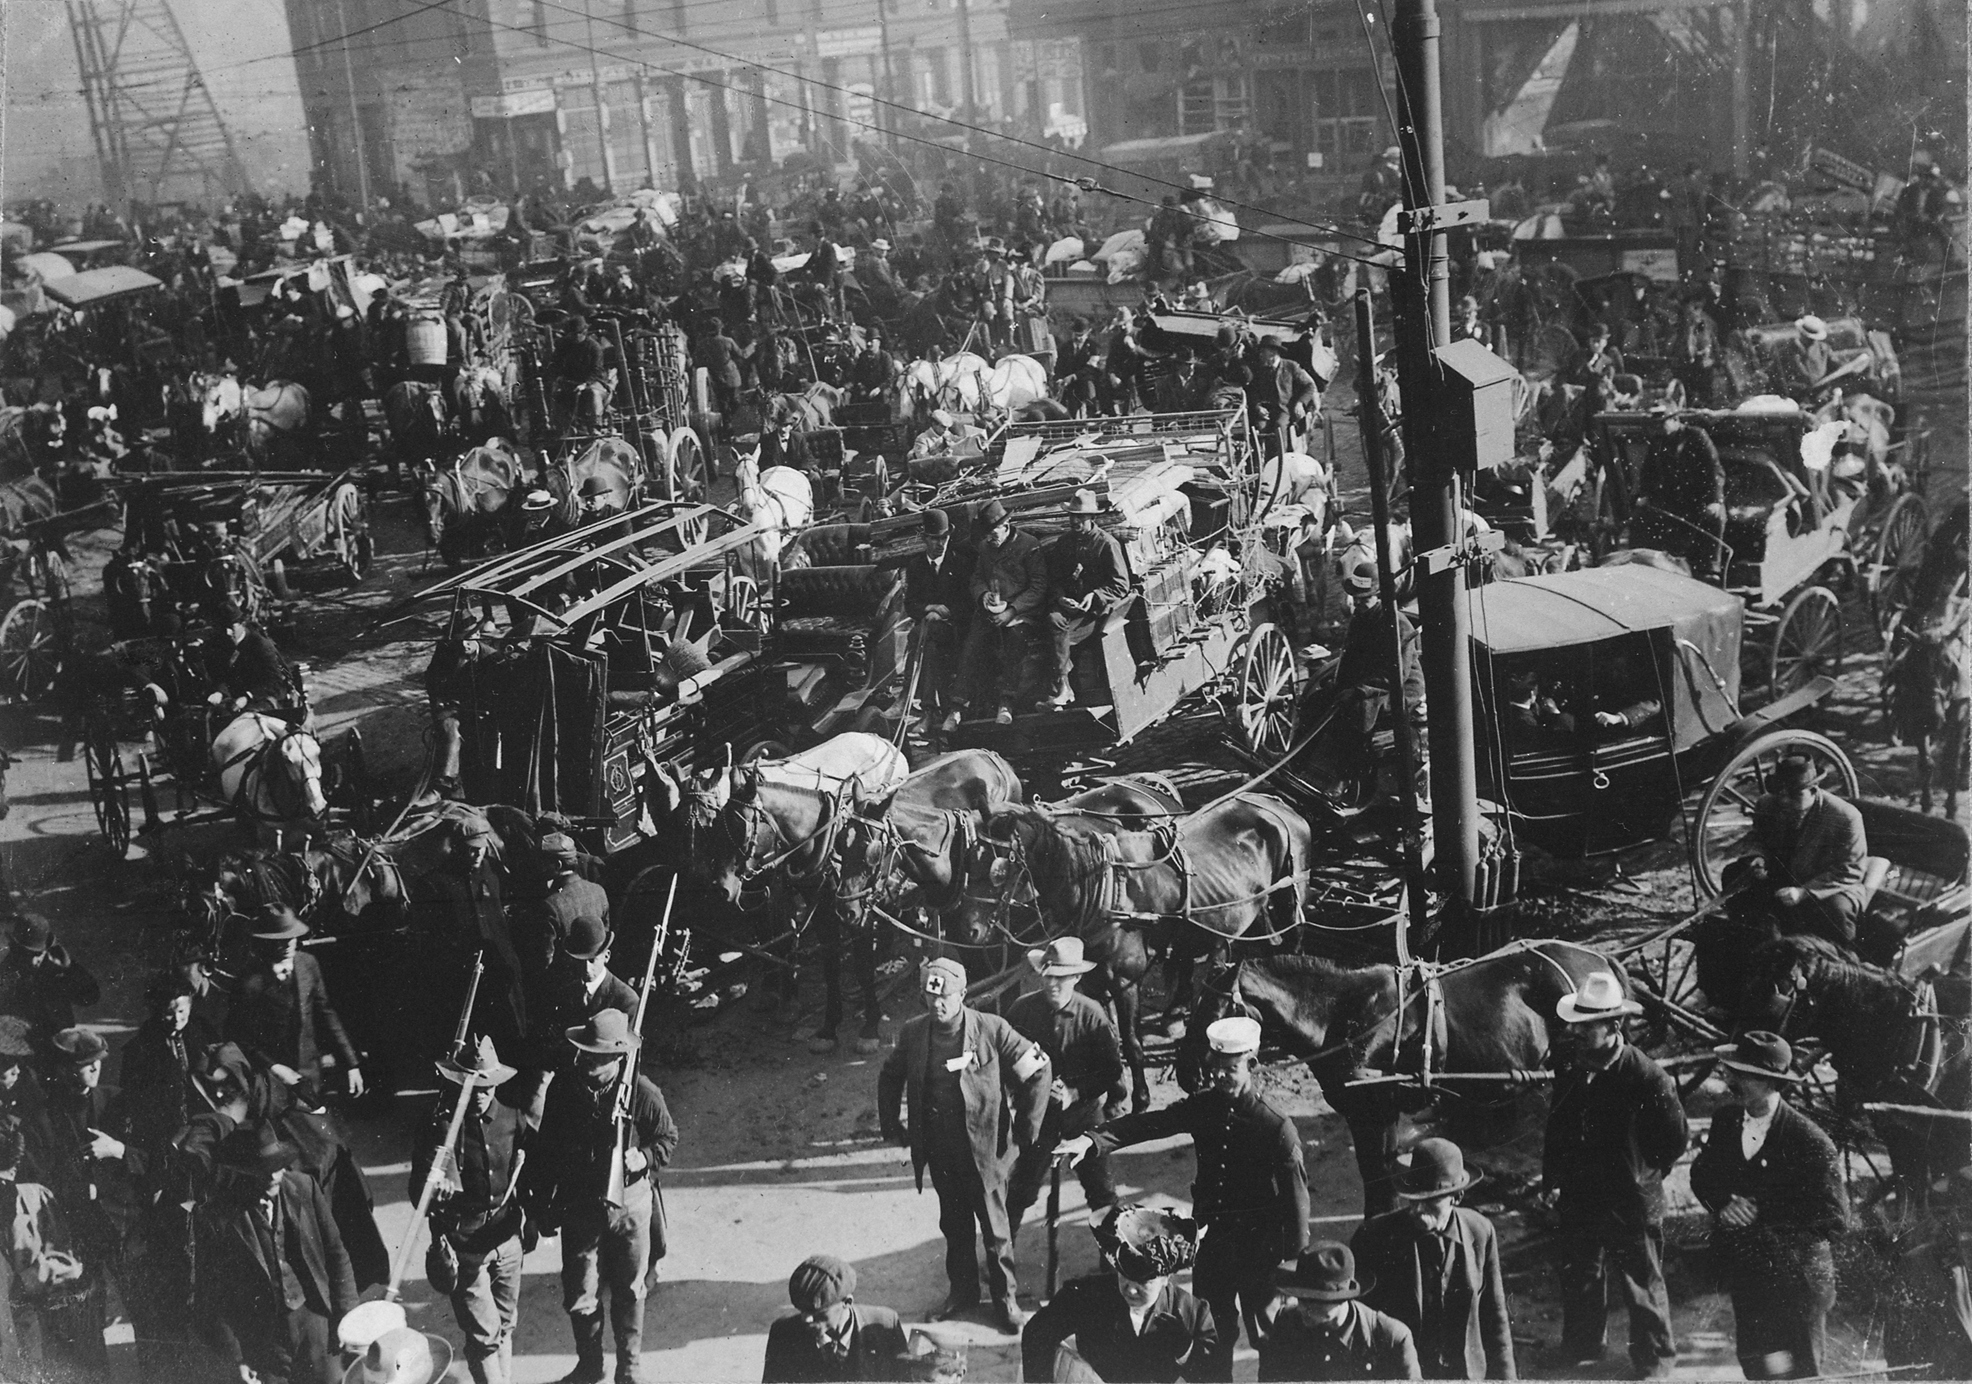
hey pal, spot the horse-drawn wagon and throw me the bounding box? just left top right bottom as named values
left=0, top=476, right=101, bottom=702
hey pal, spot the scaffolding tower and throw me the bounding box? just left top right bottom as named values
left=65, top=0, right=257, bottom=209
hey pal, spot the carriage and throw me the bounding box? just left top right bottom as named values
left=418, top=500, right=797, bottom=855
left=879, top=406, right=1305, bottom=774
left=0, top=477, right=107, bottom=703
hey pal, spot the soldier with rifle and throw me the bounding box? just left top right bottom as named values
left=522, top=881, right=679, bottom=1384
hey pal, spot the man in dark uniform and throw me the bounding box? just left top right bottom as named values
left=554, top=316, right=608, bottom=431
left=538, top=837, right=613, bottom=970
left=1542, top=971, right=1688, bottom=1378
left=523, top=1010, right=678, bottom=1384
left=225, top=906, right=365, bottom=1104
left=1690, top=1032, right=1847, bottom=1380
left=207, top=599, right=292, bottom=717
left=411, top=1037, right=530, bottom=1384
left=1043, top=490, right=1130, bottom=709
left=1004, top=938, right=1122, bottom=1233
left=877, top=956, right=1051, bottom=1332
left=1352, top=1139, right=1515, bottom=1380
left=905, top=509, right=973, bottom=734
left=762, top=1253, right=909, bottom=1383
left=1261, top=1242, right=1421, bottom=1381
left=1633, top=410, right=1725, bottom=579
left=420, top=611, right=497, bottom=805
left=1060, top=1015, right=1312, bottom=1379
left=1021, top=1204, right=1218, bottom=1383
left=424, top=819, right=529, bottom=1062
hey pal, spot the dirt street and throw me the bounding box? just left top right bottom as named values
left=4, top=378, right=1962, bottom=1381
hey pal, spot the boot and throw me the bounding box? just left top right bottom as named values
left=614, top=1298, right=647, bottom=1384
left=559, top=1310, right=606, bottom=1384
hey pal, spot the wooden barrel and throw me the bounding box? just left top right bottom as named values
left=406, top=315, right=448, bottom=365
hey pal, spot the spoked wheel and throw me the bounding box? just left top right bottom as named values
left=330, top=482, right=373, bottom=582
left=1691, top=728, right=1858, bottom=895
left=668, top=426, right=710, bottom=540
left=0, top=599, right=62, bottom=702
left=1768, top=585, right=1843, bottom=695
left=725, top=574, right=762, bottom=631
left=1866, top=493, right=1928, bottom=643
left=1234, top=623, right=1299, bottom=762
left=84, top=732, right=131, bottom=857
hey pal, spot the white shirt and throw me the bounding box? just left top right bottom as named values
left=1740, top=1105, right=1777, bottom=1160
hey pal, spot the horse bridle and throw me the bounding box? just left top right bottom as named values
left=217, top=722, right=320, bottom=823
left=688, top=780, right=853, bottom=893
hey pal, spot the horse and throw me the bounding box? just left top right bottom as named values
left=451, top=364, right=515, bottom=444
left=198, top=374, right=311, bottom=464
left=1182, top=941, right=1629, bottom=1215
left=646, top=733, right=911, bottom=1026
left=732, top=442, right=814, bottom=580
left=958, top=786, right=1311, bottom=1110
left=420, top=438, right=529, bottom=570
left=766, top=382, right=844, bottom=433
left=1885, top=594, right=1970, bottom=816
left=383, top=379, right=454, bottom=475
left=210, top=712, right=329, bottom=828
left=1738, top=934, right=1970, bottom=1207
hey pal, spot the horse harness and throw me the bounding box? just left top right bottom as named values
left=215, top=719, right=319, bottom=823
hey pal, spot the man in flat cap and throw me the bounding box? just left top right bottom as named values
left=878, top=956, right=1052, bottom=1332
left=1061, top=1015, right=1311, bottom=1379
left=762, top=1253, right=909, bottom=1382
left=1021, top=1204, right=1219, bottom=1382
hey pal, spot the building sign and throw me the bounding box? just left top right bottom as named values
left=472, top=90, right=558, bottom=118
left=384, top=67, right=473, bottom=166
left=815, top=26, right=882, bottom=58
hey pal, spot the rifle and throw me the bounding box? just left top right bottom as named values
left=384, top=948, right=484, bottom=1302
left=607, top=875, right=677, bottom=1208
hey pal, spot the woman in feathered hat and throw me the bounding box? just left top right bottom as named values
left=1019, top=1204, right=1219, bottom=1382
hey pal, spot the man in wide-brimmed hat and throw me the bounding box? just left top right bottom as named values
left=1, top=913, right=100, bottom=1049
left=194, top=1121, right=358, bottom=1384
left=1021, top=1204, right=1218, bottom=1383
left=225, top=904, right=365, bottom=1103
left=762, top=1252, right=910, bottom=1382
left=1724, top=752, right=1870, bottom=948
left=877, top=956, right=1052, bottom=1333
left=1691, top=1032, right=1847, bottom=1380
left=1061, top=1015, right=1311, bottom=1377
left=1005, top=937, right=1122, bottom=1234
left=1351, top=1138, right=1514, bottom=1379
left=412, top=1035, right=528, bottom=1384
left=521, top=1009, right=678, bottom=1384
left=1782, top=315, right=1833, bottom=395
left=1041, top=490, right=1129, bottom=709
left=953, top=498, right=1047, bottom=727
left=1542, top=970, right=1686, bottom=1377
left=1260, top=1241, right=1419, bottom=1381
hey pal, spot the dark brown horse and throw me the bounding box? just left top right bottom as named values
left=1738, top=933, right=1969, bottom=1206
left=833, top=748, right=1026, bottom=927
left=955, top=782, right=1304, bottom=1111
left=1181, top=941, right=1628, bottom=1215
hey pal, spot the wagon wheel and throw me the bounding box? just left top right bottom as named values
left=667, top=426, right=710, bottom=526
left=0, top=600, right=62, bottom=703
left=864, top=456, right=890, bottom=505
left=1768, top=585, right=1843, bottom=694
left=328, top=482, right=373, bottom=581
left=1234, top=623, right=1299, bottom=762
left=1624, top=930, right=1710, bottom=1050
left=1690, top=728, right=1858, bottom=895
left=725, top=574, right=762, bottom=631
left=84, top=732, right=131, bottom=857
left=1865, top=493, right=1928, bottom=643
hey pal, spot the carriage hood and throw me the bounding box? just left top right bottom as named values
left=1470, top=566, right=1742, bottom=753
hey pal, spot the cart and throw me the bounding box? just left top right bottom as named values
left=0, top=479, right=102, bottom=703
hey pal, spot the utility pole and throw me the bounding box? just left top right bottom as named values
left=1390, top=0, right=1482, bottom=922
left=1730, top=0, right=1752, bottom=180
left=333, top=0, right=372, bottom=212
left=875, top=0, right=898, bottom=150
left=582, top=0, right=612, bottom=191
left=955, top=0, right=978, bottom=123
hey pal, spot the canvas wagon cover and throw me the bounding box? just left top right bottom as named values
left=1472, top=565, right=1741, bottom=753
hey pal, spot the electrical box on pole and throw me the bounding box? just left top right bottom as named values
left=1430, top=340, right=1519, bottom=475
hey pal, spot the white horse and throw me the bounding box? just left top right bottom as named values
left=197, top=373, right=311, bottom=459
left=904, top=352, right=1051, bottom=418
left=732, top=442, right=814, bottom=581
left=211, top=712, right=328, bottom=825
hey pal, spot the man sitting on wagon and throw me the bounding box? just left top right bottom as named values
left=205, top=600, right=295, bottom=721
left=1633, top=409, right=1726, bottom=580
left=1043, top=490, right=1130, bottom=709
left=850, top=327, right=897, bottom=404
left=908, top=509, right=974, bottom=735
left=1723, top=753, right=1870, bottom=949
left=953, top=499, right=1048, bottom=726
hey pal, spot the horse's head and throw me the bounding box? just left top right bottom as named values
left=1176, top=960, right=1254, bottom=1093
left=948, top=806, right=1042, bottom=946
left=1736, top=936, right=1815, bottom=1031
left=197, top=373, right=239, bottom=434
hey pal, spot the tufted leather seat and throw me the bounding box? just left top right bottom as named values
left=775, top=565, right=903, bottom=667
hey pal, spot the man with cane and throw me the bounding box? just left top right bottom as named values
left=1005, top=938, right=1122, bottom=1242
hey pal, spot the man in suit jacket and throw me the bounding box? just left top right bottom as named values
left=194, top=1123, right=358, bottom=1384
left=1260, top=1242, right=1420, bottom=1382
left=904, top=508, right=974, bottom=734
left=955, top=500, right=1049, bottom=725
left=1690, top=1033, right=1848, bottom=1380
left=1353, top=1139, right=1515, bottom=1380
left=207, top=599, right=293, bottom=715
left=0, top=915, right=102, bottom=1052
left=1542, top=972, right=1688, bottom=1378
left=225, top=906, right=364, bottom=1103
left=1737, top=754, right=1870, bottom=945
left=877, top=956, right=1050, bottom=1331
left=1020, top=1205, right=1218, bottom=1383
left=1004, top=938, right=1123, bottom=1233
left=762, top=1253, right=908, bottom=1382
